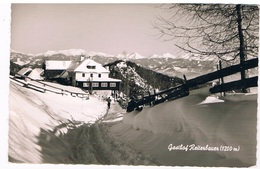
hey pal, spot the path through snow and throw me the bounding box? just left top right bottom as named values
left=8, top=81, right=107, bottom=163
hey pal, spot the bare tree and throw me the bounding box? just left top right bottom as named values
left=154, top=4, right=259, bottom=92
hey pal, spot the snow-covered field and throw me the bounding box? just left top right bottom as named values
left=110, top=87, right=258, bottom=167
left=8, top=80, right=107, bottom=163
left=5, top=77, right=259, bottom=168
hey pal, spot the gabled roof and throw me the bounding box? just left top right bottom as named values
left=68, top=59, right=109, bottom=73
left=28, top=68, right=44, bottom=80
left=67, top=62, right=81, bottom=71
left=45, top=58, right=109, bottom=73
left=16, top=67, right=32, bottom=76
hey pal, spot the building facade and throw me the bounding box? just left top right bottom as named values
left=45, top=58, right=121, bottom=91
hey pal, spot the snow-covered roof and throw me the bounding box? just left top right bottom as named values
left=73, top=59, right=109, bottom=73
left=45, top=58, right=110, bottom=74
left=28, top=68, right=44, bottom=80
left=16, top=67, right=32, bottom=76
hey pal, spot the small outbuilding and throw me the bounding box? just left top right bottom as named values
left=27, top=68, right=44, bottom=80
left=15, top=67, right=44, bottom=81
left=15, top=67, right=32, bottom=79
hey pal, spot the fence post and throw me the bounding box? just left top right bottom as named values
left=183, top=74, right=189, bottom=92
left=183, top=74, right=187, bottom=83
left=218, top=60, right=226, bottom=96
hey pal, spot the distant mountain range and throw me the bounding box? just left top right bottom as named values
left=11, top=49, right=256, bottom=79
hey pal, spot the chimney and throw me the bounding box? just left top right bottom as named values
left=80, top=55, right=85, bottom=61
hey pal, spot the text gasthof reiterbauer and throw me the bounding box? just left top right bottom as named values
left=168, top=144, right=240, bottom=152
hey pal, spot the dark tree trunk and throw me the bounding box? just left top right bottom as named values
left=236, top=4, right=248, bottom=93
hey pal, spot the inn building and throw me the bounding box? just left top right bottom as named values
left=45, top=57, right=121, bottom=92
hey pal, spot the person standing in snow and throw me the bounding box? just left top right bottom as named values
left=107, top=97, right=111, bottom=109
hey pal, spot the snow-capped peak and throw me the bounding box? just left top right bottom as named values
left=148, top=53, right=177, bottom=59
left=11, top=49, right=23, bottom=54
left=181, top=53, right=216, bottom=61
left=34, top=49, right=115, bottom=58
left=40, top=49, right=87, bottom=56
left=115, top=52, right=145, bottom=60
left=149, top=54, right=160, bottom=58
left=11, top=49, right=35, bottom=56
left=85, top=51, right=114, bottom=57
left=127, top=52, right=145, bottom=60
left=162, top=53, right=177, bottom=59
left=115, top=53, right=128, bottom=59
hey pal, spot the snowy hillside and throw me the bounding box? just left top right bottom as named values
left=8, top=79, right=162, bottom=165
left=124, top=52, right=146, bottom=60
left=110, top=87, right=257, bottom=167
left=8, top=74, right=258, bottom=166
left=105, top=60, right=184, bottom=98
left=10, top=51, right=34, bottom=66
left=149, top=53, right=177, bottom=59
left=9, top=80, right=107, bottom=163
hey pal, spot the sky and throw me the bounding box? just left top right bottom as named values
left=11, top=3, right=185, bottom=57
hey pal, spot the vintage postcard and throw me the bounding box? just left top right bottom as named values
left=3, top=2, right=259, bottom=169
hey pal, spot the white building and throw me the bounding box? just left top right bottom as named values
left=45, top=58, right=121, bottom=91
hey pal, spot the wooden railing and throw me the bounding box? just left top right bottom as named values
left=10, top=75, right=89, bottom=100
left=185, top=58, right=258, bottom=87
left=127, top=58, right=258, bottom=112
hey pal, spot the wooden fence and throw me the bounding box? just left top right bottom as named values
left=185, top=58, right=258, bottom=87
left=127, top=58, right=258, bottom=112
left=10, top=75, right=89, bottom=100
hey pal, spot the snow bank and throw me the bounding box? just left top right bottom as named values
left=9, top=82, right=107, bottom=163
left=111, top=87, right=257, bottom=167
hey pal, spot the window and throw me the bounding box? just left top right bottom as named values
left=92, top=83, right=99, bottom=87
left=82, top=73, right=85, bottom=77
left=98, top=74, right=101, bottom=78
left=83, top=83, right=89, bottom=87
left=90, top=73, right=93, bottom=77
left=87, top=65, right=96, bottom=69
left=101, top=83, right=108, bottom=87
left=110, top=83, right=116, bottom=87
